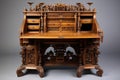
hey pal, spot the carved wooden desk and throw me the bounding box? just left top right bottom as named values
left=16, top=2, right=103, bottom=78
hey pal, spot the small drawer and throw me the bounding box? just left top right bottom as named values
left=27, top=19, right=40, bottom=23
left=47, top=23, right=60, bottom=27
left=61, top=23, right=74, bottom=27
left=80, top=19, right=93, bottom=23
left=28, top=25, right=40, bottom=30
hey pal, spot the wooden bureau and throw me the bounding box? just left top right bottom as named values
left=16, top=2, right=103, bottom=78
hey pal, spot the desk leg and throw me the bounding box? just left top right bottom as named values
left=16, top=65, right=44, bottom=78
left=95, top=65, right=103, bottom=77
left=76, top=66, right=84, bottom=77
left=76, top=65, right=103, bottom=77
left=16, top=65, right=25, bottom=77
left=37, top=66, right=44, bottom=77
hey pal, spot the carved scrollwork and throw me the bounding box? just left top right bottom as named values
left=20, top=46, right=26, bottom=65
left=26, top=45, right=35, bottom=64
left=44, top=45, right=56, bottom=56
left=64, top=46, right=76, bottom=56
left=30, top=2, right=88, bottom=11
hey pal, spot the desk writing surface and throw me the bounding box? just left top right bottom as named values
left=20, top=32, right=100, bottom=39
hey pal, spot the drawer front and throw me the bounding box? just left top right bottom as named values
left=61, top=23, right=74, bottom=27
left=28, top=25, right=40, bottom=30
left=47, top=23, right=60, bottom=27
left=80, top=19, right=93, bottom=23
left=27, top=19, right=40, bottom=23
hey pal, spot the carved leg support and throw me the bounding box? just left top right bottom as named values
left=17, top=65, right=44, bottom=78
left=76, top=66, right=84, bottom=77
left=95, top=65, right=103, bottom=77
left=16, top=66, right=25, bottom=77
left=76, top=65, right=103, bottom=77
left=37, top=66, right=44, bottom=78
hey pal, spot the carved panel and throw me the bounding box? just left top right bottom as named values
left=20, top=47, right=26, bottom=65
left=26, top=49, right=35, bottom=64
left=22, top=45, right=37, bottom=65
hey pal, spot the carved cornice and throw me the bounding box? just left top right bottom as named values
left=25, top=2, right=94, bottom=12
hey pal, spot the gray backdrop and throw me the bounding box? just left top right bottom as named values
left=0, top=0, right=120, bottom=80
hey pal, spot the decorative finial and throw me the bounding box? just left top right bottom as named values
left=93, top=8, right=96, bottom=12
left=39, top=2, right=44, bottom=6
left=76, top=2, right=81, bottom=6
left=87, top=2, right=93, bottom=11
left=24, top=7, right=27, bottom=11
left=27, top=1, right=34, bottom=11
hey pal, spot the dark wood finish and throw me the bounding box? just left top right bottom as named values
left=17, top=2, right=103, bottom=78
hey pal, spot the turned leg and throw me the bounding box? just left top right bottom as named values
left=37, top=66, right=44, bottom=78
left=16, top=66, right=25, bottom=77
left=95, top=65, right=103, bottom=77
left=76, top=66, right=84, bottom=77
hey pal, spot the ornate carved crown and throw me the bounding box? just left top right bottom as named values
left=25, top=2, right=94, bottom=11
